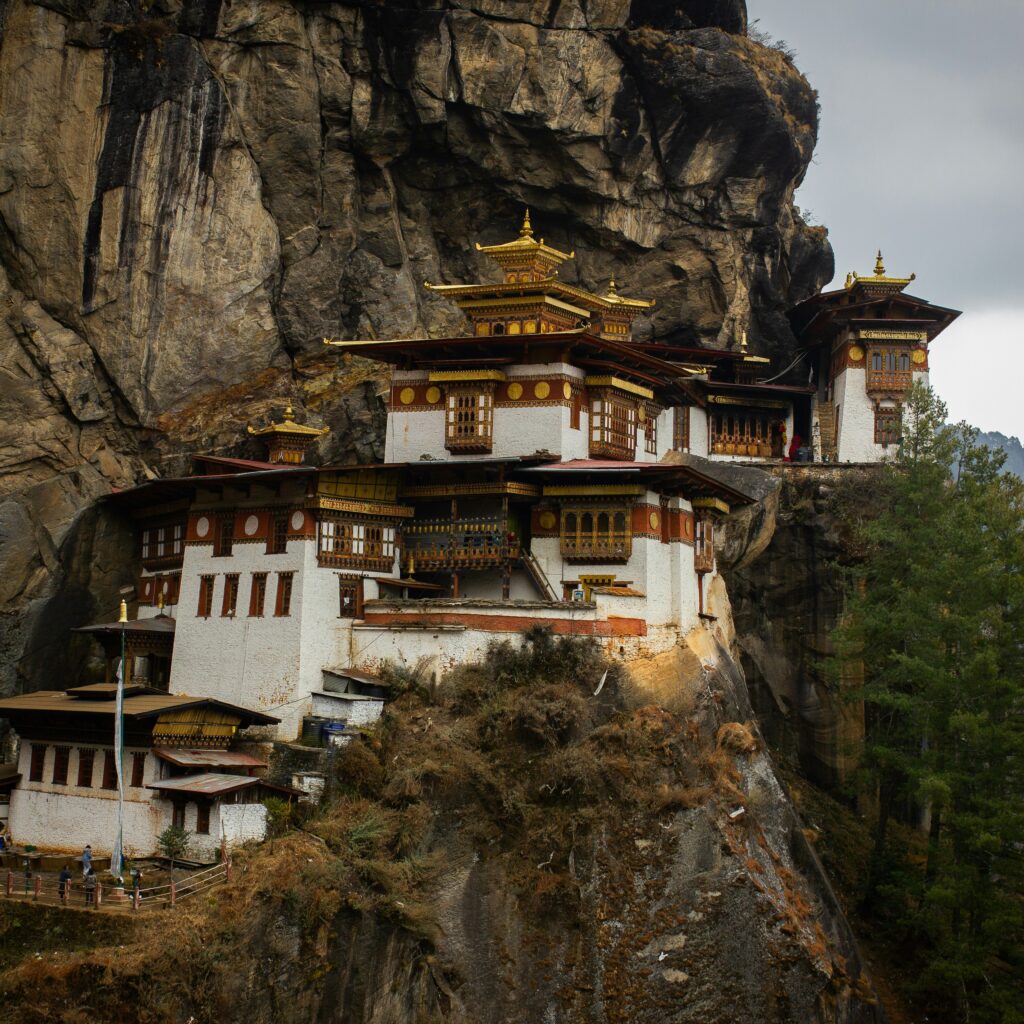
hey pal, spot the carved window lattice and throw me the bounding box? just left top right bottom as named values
left=643, top=405, right=659, bottom=455
left=673, top=407, right=690, bottom=452
left=589, top=392, right=637, bottom=459
left=694, top=516, right=715, bottom=573
left=318, top=519, right=395, bottom=571
left=560, top=506, right=632, bottom=563
left=867, top=347, right=913, bottom=392
left=874, top=407, right=902, bottom=446
left=445, top=389, right=494, bottom=452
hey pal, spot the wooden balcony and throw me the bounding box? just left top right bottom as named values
left=588, top=439, right=634, bottom=460
left=404, top=515, right=516, bottom=570
left=445, top=435, right=493, bottom=454
left=560, top=535, right=632, bottom=564
left=866, top=369, right=912, bottom=393
left=317, top=551, right=394, bottom=572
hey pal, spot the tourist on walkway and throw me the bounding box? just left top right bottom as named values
left=58, top=864, right=72, bottom=902
left=84, top=867, right=96, bottom=907
left=81, top=844, right=92, bottom=877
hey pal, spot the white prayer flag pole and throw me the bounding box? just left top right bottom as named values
left=111, top=599, right=127, bottom=880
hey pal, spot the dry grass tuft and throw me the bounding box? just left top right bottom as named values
left=715, top=721, right=759, bottom=755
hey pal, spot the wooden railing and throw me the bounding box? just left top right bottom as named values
left=404, top=516, right=517, bottom=570
left=866, top=368, right=912, bottom=392
left=317, top=551, right=393, bottom=572
left=561, top=534, right=632, bottom=563
left=3, top=860, right=231, bottom=914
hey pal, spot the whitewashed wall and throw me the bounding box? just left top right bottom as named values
left=833, top=366, right=920, bottom=463
left=170, top=529, right=395, bottom=739
left=215, top=803, right=268, bottom=854
left=8, top=744, right=166, bottom=857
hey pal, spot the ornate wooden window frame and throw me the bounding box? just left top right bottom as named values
left=318, top=517, right=396, bottom=572
left=589, top=389, right=637, bottom=460
left=445, top=385, right=495, bottom=453
left=559, top=504, right=633, bottom=563
left=873, top=405, right=902, bottom=446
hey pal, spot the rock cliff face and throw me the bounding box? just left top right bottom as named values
left=0, top=0, right=831, bottom=693
left=722, top=467, right=870, bottom=788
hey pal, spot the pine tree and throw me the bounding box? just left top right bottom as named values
left=832, top=383, right=1024, bottom=1022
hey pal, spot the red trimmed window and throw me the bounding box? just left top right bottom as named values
left=101, top=751, right=117, bottom=790
left=29, top=744, right=46, bottom=782
left=249, top=572, right=267, bottom=616
left=197, top=575, right=215, bottom=617
left=214, top=513, right=235, bottom=557
left=268, top=513, right=289, bottom=554
left=130, top=753, right=146, bottom=788
left=77, top=748, right=95, bottom=788
left=274, top=572, right=294, bottom=617
left=52, top=746, right=70, bottom=785
left=222, top=573, right=239, bottom=617
left=874, top=407, right=902, bottom=446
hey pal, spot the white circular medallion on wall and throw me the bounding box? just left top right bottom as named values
left=244, top=514, right=260, bottom=537
left=195, top=516, right=210, bottom=538
left=291, top=510, right=305, bottom=531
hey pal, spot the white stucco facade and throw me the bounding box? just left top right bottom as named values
left=6, top=741, right=271, bottom=861
left=831, top=365, right=924, bottom=464
left=8, top=744, right=165, bottom=858
left=385, top=363, right=672, bottom=464
left=169, top=518, right=397, bottom=740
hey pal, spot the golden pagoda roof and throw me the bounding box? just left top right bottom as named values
left=845, top=250, right=916, bottom=292
left=423, top=276, right=654, bottom=313
left=247, top=404, right=330, bottom=439
left=472, top=209, right=574, bottom=266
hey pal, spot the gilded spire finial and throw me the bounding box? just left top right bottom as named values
left=874, top=250, right=885, bottom=276
left=520, top=208, right=533, bottom=239
left=284, top=402, right=295, bottom=421
left=608, top=276, right=617, bottom=296
left=118, top=599, right=128, bottom=624
left=157, top=592, right=165, bottom=612
left=740, top=329, right=748, bottom=352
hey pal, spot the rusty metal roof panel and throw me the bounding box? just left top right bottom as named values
left=0, top=690, right=279, bottom=725
left=148, top=773, right=260, bottom=797
left=152, top=748, right=267, bottom=769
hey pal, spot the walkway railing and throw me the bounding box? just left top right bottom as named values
left=2, top=859, right=232, bottom=913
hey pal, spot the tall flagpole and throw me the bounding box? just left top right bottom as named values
left=112, top=599, right=127, bottom=880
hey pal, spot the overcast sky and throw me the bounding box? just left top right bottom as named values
left=756, top=0, right=1024, bottom=439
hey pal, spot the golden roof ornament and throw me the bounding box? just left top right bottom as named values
left=247, top=403, right=330, bottom=465
left=118, top=599, right=128, bottom=624
left=520, top=208, right=533, bottom=239
left=247, top=403, right=330, bottom=439
left=846, top=249, right=916, bottom=293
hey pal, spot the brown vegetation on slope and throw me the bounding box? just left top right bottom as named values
left=0, top=630, right=878, bottom=1024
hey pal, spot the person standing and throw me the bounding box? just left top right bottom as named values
left=58, top=864, right=72, bottom=903
left=84, top=867, right=97, bottom=907
left=81, top=844, right=92, bottom=877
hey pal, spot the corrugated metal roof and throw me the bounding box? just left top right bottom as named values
left=322, top=667, right=389, bottom=688
left=0, top=690, right=278, bottom=725
left=73, top=616, right=176, bottom=636
left=152, top=748, right=266, bottom=769
left=148, top=773, right=260, bottom=797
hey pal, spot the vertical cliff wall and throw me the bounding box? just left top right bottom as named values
left=722, top=467, right=870, bottom=788
left=0, top=0, right=832, bottom=694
